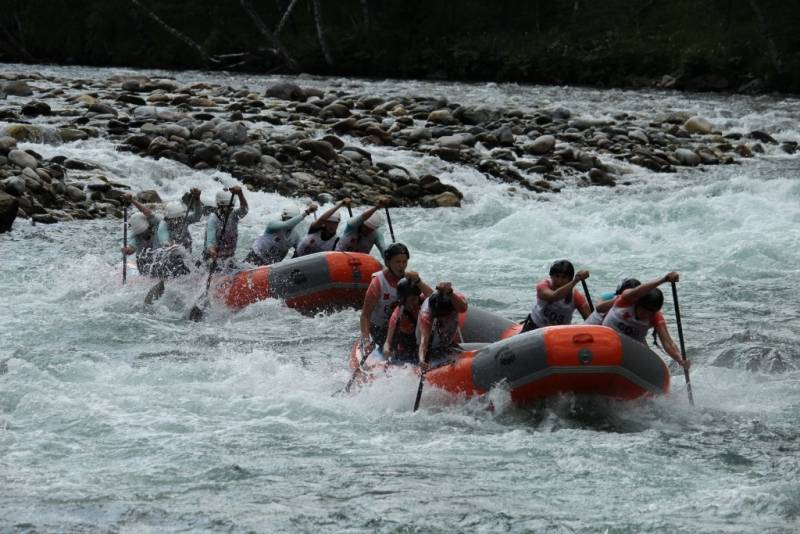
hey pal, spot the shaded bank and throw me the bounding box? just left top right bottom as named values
left=1, top=0, right=799, bottom=94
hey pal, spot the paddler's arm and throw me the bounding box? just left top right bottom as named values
left=655, top=323, right=691, bottom=369
left=360, top=278, right=380, bottom=347
left=539, top=270, right=589, bottom=302
left=438, top=282, right=467, bottom=313
left=309, top=198, right=350, bottom=232
left=620, top=272, right=679, bottom=302
left=404, top=271, right=433, bottom=297
left=383, top=312, right=398, bottom=358
left=230, top=186, right=248, bottom=218
left=418, top=322, right=431, bottom=371
left=122, top=193, right=153, bottom=219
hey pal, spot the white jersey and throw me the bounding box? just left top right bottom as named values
left=252, top=228, right=299, bottom=264
left=295, top=230, right=338, bottom=257
left=368, top=271, right=396, bottom=329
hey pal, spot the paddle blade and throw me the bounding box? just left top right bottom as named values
left=144, top=280, right=165, bottom=305
left=412, top=372, right=426, bottom=412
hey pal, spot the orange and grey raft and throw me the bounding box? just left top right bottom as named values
left=349, top=324, right=670, bottom=404
left=219, top=251, right=382, bottom=313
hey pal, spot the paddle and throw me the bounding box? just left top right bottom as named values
left=145, top=197, right=195, bottom=304
left=343, top=335, right=370, bottom=394
left=414, top=325, right=462, bottom=412
left=384, top=206, right=396, bottom=243
left=346, top=204, right=353, bottom=217
left=580, top=279, right=594, bottom=312
left=189, top=193, right=235, bottom=321
left=670, top=281, right=694, bottom=406
left=122, top=201, right=128, bottom=285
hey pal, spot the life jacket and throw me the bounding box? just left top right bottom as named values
left=389, top=303, right=420, bottom=361
left=295, top=229, right=338, bottom=257
left=335, top=232, right=375, bottom=254
left=165, top=219, right=192, bottom=250
left=602, top=297, right=662, bottom=343
left=368, top=270, right=397, bottom=329
left=530, top=279, right=579, bottom=327
left=208, top=210, right=239, bottom=258
left=416, top=298, right=460, bottom=357
left=252, top=228, right=297, bottom=264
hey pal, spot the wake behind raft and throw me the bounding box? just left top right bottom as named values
left=350, top=322, right=670, bottom=405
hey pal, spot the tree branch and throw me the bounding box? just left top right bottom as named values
left=128, top=0, right=216, bottom=64
left=240, top=0, right=300, bottom=71
left=274, top=0, right=299, bottom=37
left=312, top=0, right=334, bottom=66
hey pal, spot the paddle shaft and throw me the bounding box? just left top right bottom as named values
left=413, top=325, right=462, bottom=412
left=344, top=336, right=370, bottom=393
left=191, top=193, right=235, bottom=319
left=122, top=202, right=128, bottom=285
left=580, top=279, right=594, bottom=312
left=670, top=281, right=694, bottom=406
left=384, top=206, right=396, bottom=243
left=346, top=205, right=353, bottom=217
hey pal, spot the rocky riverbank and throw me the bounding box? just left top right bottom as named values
left=1, top=71, right=796, bottom=232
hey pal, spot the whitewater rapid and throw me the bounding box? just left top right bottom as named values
left=1, top=64, right=799, bottom=532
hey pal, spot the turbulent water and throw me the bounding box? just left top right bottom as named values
left=2, top=64, right=800, bottom=533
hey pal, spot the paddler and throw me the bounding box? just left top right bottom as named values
left=383, top=277, right=432, bottom=365
left=245, top=202, right=318, bottom=265
left=204, top=186, right=248, bottom=272
left=335, top=198, right=387, bottom=256
left=521, top=259, right=591, bottom=332
left=359, top=243, right=431, bottom=353
left=295, top=198, right=351, bottom=257
left=583, top=278, right=641, bottom=325
left=602, top=271, right=691, bottom=369
left=417, top=282, right=468, bottom=370
left=120, top=192, right=161, bottom=277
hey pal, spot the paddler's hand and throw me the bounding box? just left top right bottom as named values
left=121, top=245, right=135, bottom=255
left=190, top=187, right=201, bottom=198
left=122, top=192, right=133, bottom=204
left=228, top=186, right=242, bottom=195
left=305, top=203, right=318, bottom=215
left=574, top=270, right=590, bottom=283
left=664, top=271, right=679, bottom=284
left=678, top=358, right=691, bottom=370
left=405, top=271, right=421, bottom=285
left=383, top=344, right=393, bottom=358
left=208, top=246, right=219, bottom=260
left=339, top=197, right=352, bottom=207
left=419, top=360, right=431, bottom=373
left=436, top=281, right=453, bottom=295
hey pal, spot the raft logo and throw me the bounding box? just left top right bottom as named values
left=495, top=347, right=516, bottom=366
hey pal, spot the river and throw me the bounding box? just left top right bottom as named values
left=1, top=64, right=799, bottom=532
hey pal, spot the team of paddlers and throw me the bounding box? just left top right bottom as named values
left=122, top=187, right=691, bottom=372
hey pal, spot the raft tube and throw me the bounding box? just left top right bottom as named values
left=350, top=325, right=670, bottom=404
left=221, top=251, right=382, bottom=313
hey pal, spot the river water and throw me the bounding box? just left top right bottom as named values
left=1, top=64, right=799, bottom=532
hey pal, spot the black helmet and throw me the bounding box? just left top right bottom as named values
left=549, top=259, right=575, bottom=279
left=637, top=288, right=664, bottom=312
left=396, top=277, right=420, bottom=302
left=427, top=290, right=455, bottom=316
left=615, top=278, right=641, bottom=295
left=384, top=242, right=410, bottom=265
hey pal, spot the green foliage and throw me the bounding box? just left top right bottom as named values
left=1, top=0, right=799, bottom=92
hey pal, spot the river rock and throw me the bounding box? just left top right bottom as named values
left=0, top=136, right=16, bottom=153
left=266, top=82, right=306, bottom=101
left=526, top=135, right=555, bottom=155
left=8, top=149, right=38, bottom=169
left=0, top=190, right=18, bottom=232
left=65, top=185, right=86, bottom=202
left=684, top=116, right=713, bottom=135
left=3, top=176, right=27, bottom=196
left=735, top=144, right=753, bottom=158
left=588, top=168, right=616, bottom=186
left=432, top=191, right=460, bottom=207
left=750, top=130, right=777, bottom=144
left=136, top=190, right=162, bottom=204
left=319, top=103, right=350, bottom=119
left=21, top=101, right=51, bottom=117
left=495, top=125, right=515, bottom=145
left=4, top=124, right=42, bottom=142
left=58, top=128, right=89, bottom=142
left=628, top=129, right=649, bottom=144
left=2, top=80, right=33, bottom=97
left=454, top=106, right=496, bottom=125
left=437, top=133, right=476, bottom=148
left=427, top=109, right=457, bottom=125
left=214, top=121, right=248, bottom=145
left=298, top=139, right=338, bottom=161
left=191, top=143, right=222, bottom=165
left=674, top=148, right=701, bottom=166
left=230, top=146, right=262, bottom=166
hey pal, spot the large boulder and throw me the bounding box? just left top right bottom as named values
left=214, top=121, right=248, bottom=145
left=20, top=100, right=51, bottom=117
left=298, top=139, right=338, bottom=161
left=427, top=109, right=457, bottom=125
left=2, top=80, right=33, bottom=97
left=454, top=106, right=497, bottom=125
left=2, top=176, right=27, bottom=196
left=8, top=149, right=38, bottom=169
left=437, top=133, right=476, bottom=148
left=684, top=116, right=713, bottom=135
left=4, top=124, right=43, bottom=142
left=0, top=190, right=19, bottom=232
left=674, top=148, right=701, bottom=166
left=526, top=134, right=555, bottom=155
left=265, top=82, right=306, bottom=101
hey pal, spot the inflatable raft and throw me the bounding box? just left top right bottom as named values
left=350, top=325, right=670, bottom=404
left=221, top=251, right=382, bottom=313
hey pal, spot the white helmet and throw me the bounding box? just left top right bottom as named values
left=164, top=201, right=184, bottom=219
left=216, top=190, right=235, bottom=207
left=364, top=211, right=383, bottom=230
left=281, top=204, right=300, bottom=220
left=129, top=212, right=150, bottom=235
left=327, top=211, right=341, bottom=223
